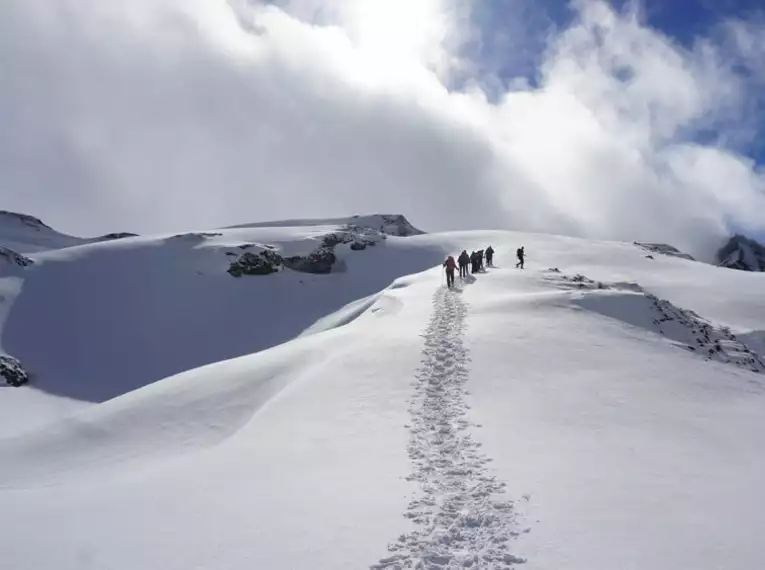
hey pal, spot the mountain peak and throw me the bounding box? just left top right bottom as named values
left=0, top=210, right=51, bottom=231
left=716, top=234, right=765, bottom=272
left=349, top=214, right=425, bottom=237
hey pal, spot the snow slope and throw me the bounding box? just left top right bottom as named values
left=1, top=225, right=764, bottom=570
left=0, top=216, right=443, bottom=436
left=0, top=210, right=88, bottom=253
left=0, top=210, right=138, bottom=254
left=226, top=213, right=425, bottom=236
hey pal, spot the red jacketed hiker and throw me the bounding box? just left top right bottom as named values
left=443, top=255, right=457, bottom=288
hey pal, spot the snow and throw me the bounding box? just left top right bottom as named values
left=0, top=210, right=88, bottom=253
left=224, top=213, right=425, bottom=236
left=1, top=216, right=764, bottom=570
left=0, top=223, right=445, bottom=416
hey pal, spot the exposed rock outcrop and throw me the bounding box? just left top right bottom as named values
left=170, top=232, right=223, bottom=242
left=0, top=247, right=34, bottom=268
left=228, top=250, right=283, bottom=276
left=716, top=235, right=765, bottom=272
left=283, top=248, right=336, bottom=274
left=97, top=232, right=139, bottom=241
left=634, top=242, right=695, bottom=261
left=0, top=355, right=29, bottom=387
left=227, top=224, right=389, bottom=277
left=351, top=214, right=424, bottom=237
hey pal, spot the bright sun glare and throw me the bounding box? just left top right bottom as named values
left=342, top=0, right=452, bottom=69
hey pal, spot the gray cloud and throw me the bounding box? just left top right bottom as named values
left=1, top=0, right=764, bottom=258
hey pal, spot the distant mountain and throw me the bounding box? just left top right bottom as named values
left=225, top=213, right=425, bottom=237
left=634, top=242, right=695, bottom=261
left=0, top=210, right=137, bottom=253
left=716, top=234, right=765, bottom=272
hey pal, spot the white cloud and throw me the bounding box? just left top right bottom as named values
left=1, top=0, right=764, bottom=258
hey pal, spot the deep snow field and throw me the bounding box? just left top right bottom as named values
left=0, top=213, right=764, bottom=570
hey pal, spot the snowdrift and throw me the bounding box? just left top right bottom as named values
left=0, top=214, right=441, bottom=434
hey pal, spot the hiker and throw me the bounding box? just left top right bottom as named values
left=515, top=246, right=525, bottom=269
left=458, top=250, right=470, bottom=278
left=470, top=251, right=478, bottom=274
left=485, top=246, right=494, bottom=267
left=443, top=254, right=457, bottom=288
left=477, top=249, right=485, bottom=271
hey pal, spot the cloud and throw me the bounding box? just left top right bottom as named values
left=1, top=0, right=764, bottom=258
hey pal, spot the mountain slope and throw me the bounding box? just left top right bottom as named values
left=0, top=210, right=139, bottom=254
left=0, top=210, right=88, bottom=253
left=225, top=213, right=425, bottom=236
left=0, top=215, right=439, bottom=435
left=0, top=226, right=764, bottom=570
left=717, top=234, right=765, bottom=271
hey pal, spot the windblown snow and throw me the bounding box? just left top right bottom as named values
left=0, top=212, right=764, bottom=570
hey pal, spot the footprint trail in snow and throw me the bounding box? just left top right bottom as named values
left=373, top=287, right=525, bottom=569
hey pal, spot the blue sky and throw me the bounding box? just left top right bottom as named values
left=468, top=0, right=765, bottom=151
left=466, top=0, right=765, bottom=166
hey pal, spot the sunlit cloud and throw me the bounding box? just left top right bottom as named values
left=1, top=0, right=764, bottom=258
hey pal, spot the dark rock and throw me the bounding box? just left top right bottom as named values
left=170, top=232, right=223, bottom=242
left=0, top=355, right=28, bottom=387
left=377, top=214, right=425, bottom=236
left=0, top=247, right=34, bottom=268
left=228, top=250, right=283, bottom=276
left=716, top=234, right=765, bottom=272
left=284, top=247, right=336, bottom=274
left=227, top=224, right=385, bottom=277
left=634, top=242, right=695, bottom=261
left=97, top=232, right=139, bottom=241
left=322, top=233, right=354, bottom=248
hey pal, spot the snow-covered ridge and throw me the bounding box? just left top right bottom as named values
left=0, top=213, right=439, bottom=401
left=0, top=247, right=34, bottom=269
left=634, top=241, right=695, bottom=261
left=0, top=209, right=138, bottom=254
left=0, top=210, right=51, bottom=230
left=225, top=213, right=425, bottom=237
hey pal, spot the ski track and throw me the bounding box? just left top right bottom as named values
left=373, top=287, right=525, bottom=569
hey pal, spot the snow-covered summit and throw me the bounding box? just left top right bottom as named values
left=0, top=209, right=85, bottom=253
left=0, top=210, right=51, bottom=230
left=0, top=209, right=138, bottom=253
left=226, top=213, right=425, bottom=236
left=716, top=234, right=765, bottom=271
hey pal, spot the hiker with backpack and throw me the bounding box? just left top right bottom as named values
left=443, top=254, right=457, bottom=288
left=485, top=246, right=494, bottom=267
left=470, top=251, right=479, bottom=274
left=515, top=246, right=525, bottom=269
left=458, top=250, right=470, bottom=278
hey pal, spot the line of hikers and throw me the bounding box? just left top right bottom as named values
left=442, top=245, right=525, bottom=288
